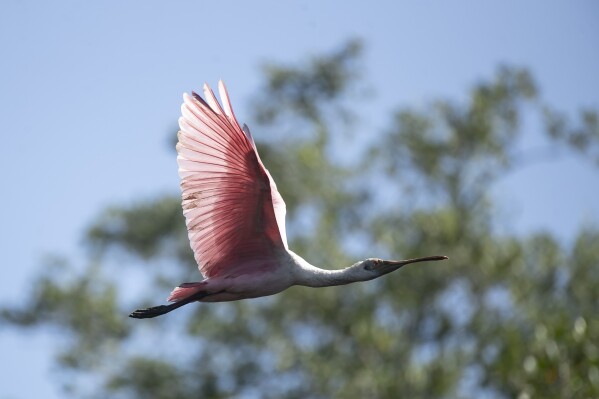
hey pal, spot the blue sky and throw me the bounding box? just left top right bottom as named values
left=1, top=1, right=598, bottom=398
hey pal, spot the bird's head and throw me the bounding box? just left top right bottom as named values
left=353, top=255, right=449, bottom=280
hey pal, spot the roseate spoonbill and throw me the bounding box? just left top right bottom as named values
left=129, top=81, right=448, bottom=319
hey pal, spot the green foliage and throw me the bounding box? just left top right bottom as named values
left=87, top=196, right=191, bottom=265
left=2, top=41, right=598, bottom=398
left=1, top=256, right=129, bottom=374
left=256, top=39, right=362, bottom=125
left=544, top=106, right=599, bottom=164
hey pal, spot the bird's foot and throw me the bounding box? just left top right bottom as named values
left=129, top=304, right=173, bottom=319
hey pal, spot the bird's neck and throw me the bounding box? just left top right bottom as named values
left=288, top=250, right=360, bottom=288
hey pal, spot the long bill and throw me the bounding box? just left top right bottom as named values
left=378, top=255, right=448, bottom=274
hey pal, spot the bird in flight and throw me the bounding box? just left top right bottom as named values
left=130, top=81, right=447, bottom=318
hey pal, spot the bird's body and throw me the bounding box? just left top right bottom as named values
left=130, top=81, right=447, bottom=319
left=169, top=249, right=296, bottom=303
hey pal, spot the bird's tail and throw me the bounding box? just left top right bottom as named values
left=167, top=282, right=206, bottom=302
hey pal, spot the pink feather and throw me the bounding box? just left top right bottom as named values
left=177, top=82, right=288, bottom=280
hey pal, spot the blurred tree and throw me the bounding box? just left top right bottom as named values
left=2, top=41, right=598, bottom=399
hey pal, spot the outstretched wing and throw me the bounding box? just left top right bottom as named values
left=177, top=81, right=288, bottom=279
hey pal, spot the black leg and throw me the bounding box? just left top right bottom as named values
left=129, top=291, right=210, bottom=319
left=129, top=303, right=181, bottom=319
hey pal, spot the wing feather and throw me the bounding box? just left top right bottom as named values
left=202, top=83, right=226, bottom=116
left=177, top=81, right=288, bottom=278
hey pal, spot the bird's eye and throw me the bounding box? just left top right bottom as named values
left=364, top=259, right=380, bottom=271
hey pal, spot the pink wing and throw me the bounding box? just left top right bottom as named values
left=177, top=81, right=288, bottom=279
